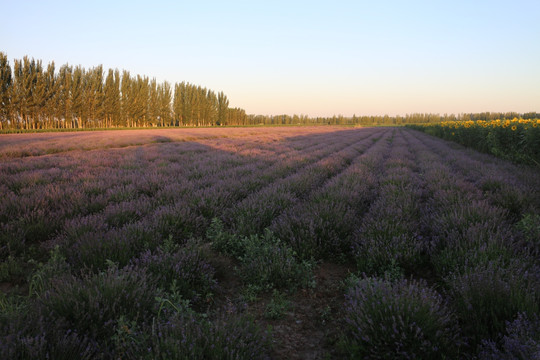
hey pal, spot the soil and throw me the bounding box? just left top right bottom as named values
left=262, top=262, right=353, bottom=360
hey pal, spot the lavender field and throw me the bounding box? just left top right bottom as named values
left=1, top=126, right=539, bottom=359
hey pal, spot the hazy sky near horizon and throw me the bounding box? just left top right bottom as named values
left=1, top=0, right=539, bottom=117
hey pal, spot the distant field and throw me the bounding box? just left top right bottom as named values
left=1, top=126, right=539, bottom=359
left=0, top=126, right=348, bottom=159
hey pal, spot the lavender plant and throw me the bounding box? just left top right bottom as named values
left=342, top=277, right=462, bottom=359
left=115, top=313, right=272, bottom=360
left=0, top=317, right=100, bottom=360
left=37, top=265, right=158, bottom=345
left=447, top=261, right=540, bottom=348
left=271, top=199, right=357, bottom=259
left=478, top=313, right=540, bottom=360
left=131, top=243, right=216, bottom=308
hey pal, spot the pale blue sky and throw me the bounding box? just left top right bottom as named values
left=1, top=0, right=539, bottom=116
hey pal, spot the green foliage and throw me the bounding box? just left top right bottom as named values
left=0, top=292, right=27, bottom=319
left=28, top=246, right=70, bottom=298
left=264, top=290, right=291, bottom=320
left=154, top=279, right=196, bottom=320
left=237, top=230, right=315, bottom=291
left=516, top=213, right=540, bottom=250
left=207, top=218, right=314, bottom=291
left=0, top=52, right=246, bottom=130
left=0, top=256, right=27, bottom=283
left=241, top=284, right=263, bottom=303
left=207, top=217, right=246, bottom=259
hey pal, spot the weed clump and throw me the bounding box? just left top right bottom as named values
left=207, top=219, right=314, bottom=291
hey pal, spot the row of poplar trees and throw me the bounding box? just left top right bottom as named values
left=0, top=52, right=248, bottom=129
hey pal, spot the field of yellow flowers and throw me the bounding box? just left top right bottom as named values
left=408, top=118, right=540, bottom=165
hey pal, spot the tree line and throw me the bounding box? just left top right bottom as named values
left=245, top=112, right=539, bottom=126
left=0, top=52, right=247, bottom=129
left=0, top=52, right=537, bottom=130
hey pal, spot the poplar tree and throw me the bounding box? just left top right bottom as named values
left=57, top=65, right=73, bottom=128
left=0, top=53, right=245, bottom=130
left=31, top=60, right=46, bottom=129
left=85, top=65, right=104, bottom=127
left=217, top=91, right=229, bottom=126
left=43, top=61, right=59, bottom=128
left=172, top=82, right=184, bottom=126
left=11, top=58, right=31, bottom=129
left=121, top=70, right=132, bottom=127
left=131, top=75, right=149, bottom=127
left=104, top=69, right=121, bottom=127
left=158, top=81, right=172, bottom=126
left=148, top=78, right=159, bottom=126
left=71, top=65, right=85, bottom=128
left=0, top=52, right=12, bottom=128
left=203, top=88, right=218, bottom=126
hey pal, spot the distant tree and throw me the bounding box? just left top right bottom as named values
left=132, top=75, right=149, bottom=127
left=43, top=61, right=59, bottom=128
left=173, top=82, right=184, bottom=126
left=11, top=57, right=33, bottom=129
left=57, top=64, right=73, bottom=128
left=71, top=65, right=85, bottom=128
left=30, top=59, right=47, bottom=129
left=148, top=78, right=159, bottom=126
left=104, top=69, right=121, bottom=127
left=0, top=52, right=12, bottom=129
left=121, top=70, right=133, bottom=127
left=85, top=65, right=105, bottom=127
left=217, top=91, right=229, bottom=126
left=158, top=81, right=172, bottom=126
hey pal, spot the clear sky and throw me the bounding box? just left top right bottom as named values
left=1, top=0, right=539, bottom=117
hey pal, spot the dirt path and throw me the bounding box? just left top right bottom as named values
left=209, top=251, right=353, bottom=359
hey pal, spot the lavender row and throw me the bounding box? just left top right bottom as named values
left=351, top=130, right=428, bottom=276
left=1, top=128, right=376, bottom=272
left=62, top=134, right=364, bottom=270
left=406, top=128, right=540, bottom=219
left=341, top=128, right=540, bottom=358
left=268, top=129, right=393, bottom=259
left=401, top=129, right=540, bottom=350
left=224, top=128, right=385, bottom=237
left=1, top=247, right=270, bottom=359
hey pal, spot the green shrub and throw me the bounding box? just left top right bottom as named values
left=28, top=246, right=71, bottom=298
left=264, top=290, right=291, bottom=320
left=207, top=219, right=314, bottom=291
left=207, top=218, right=246, bottom=259
left=238, top=230, right=314, bottom=291
left=516, top=213, right=540, bottom=252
